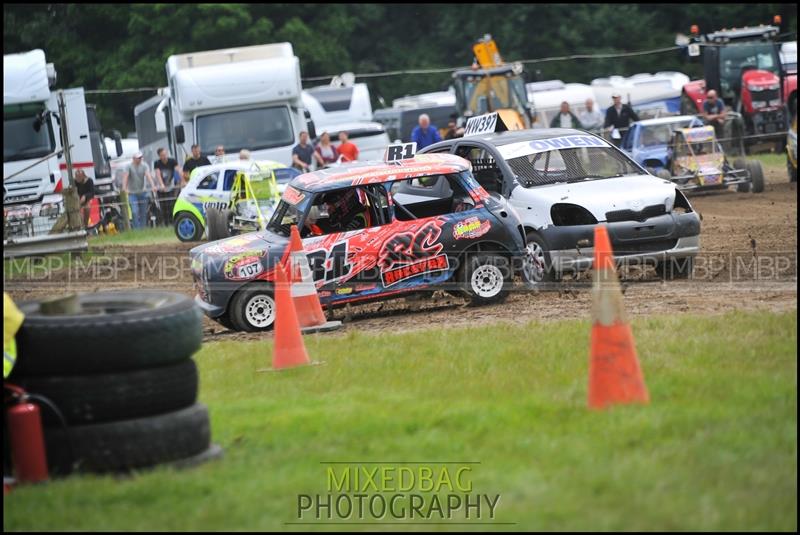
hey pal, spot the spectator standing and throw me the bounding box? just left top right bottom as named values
left=604, top=93, right=640, bottom=145
left=182, top=144, right=211, bottom=183
left=410, top=113, right=442, bottom=149
left=239, top=149, right=251, bottom=161
left=444, top=118, right=464, bottom=140
left=74, top=169, right=95, bottom=228
left=212, top=145, right=226, bottom=164
left=315, top=131, right=339, bottom=166
left=153, top=147, right=181, bottom=224
left=292, top=131, right=323, bottom=172
left=701, top=89, right=727, bottom=138
left=123, top=151, right=158, bottom=230
left=578, top=98, right=604, bottom=132
left=337, top=131, right=360, bottom=162
left=550, top=101, right=582, bottom=129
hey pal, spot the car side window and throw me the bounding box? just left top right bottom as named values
left=222, top=170, right=238, bottom=191
left=301, top=186, right=390, bottom=238
left=455, top=144, right=503, bottom=193
left=197, top=172, right=219, bottom=190
left=390, top=174, right=474, bottom=221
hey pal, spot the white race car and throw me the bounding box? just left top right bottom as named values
left=420, top=120, right=702, bottom=281
left=172, top=160, right=300, bottom=241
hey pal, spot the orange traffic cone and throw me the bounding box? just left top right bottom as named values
left=587, top=225, right=650, bottom=409
left=286, top=225, right=342, bottom=333
left=270, top=262, right=311, bottom=370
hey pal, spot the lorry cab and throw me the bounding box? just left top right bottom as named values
left=162, top=43, right=314, bottom=168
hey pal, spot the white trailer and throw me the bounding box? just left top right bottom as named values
left=591, top=71, right=691, bottom=118
left=526, top=80, right=598, bottom=128
left=302, top=80, right=373, bottom=128
left=161, top=43, right=312, bottom=167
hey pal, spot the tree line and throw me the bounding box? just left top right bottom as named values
left=4, top=3, right=797, bottom=134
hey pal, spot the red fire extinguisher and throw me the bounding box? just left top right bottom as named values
left=5, top=383, right=49, bottom=484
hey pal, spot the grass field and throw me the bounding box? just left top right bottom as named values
left=3, top=310, right=796, bottom=531
left=87, top=225, right=176, bottom=247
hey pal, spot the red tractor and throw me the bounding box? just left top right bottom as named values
left=679, top=22, right=797, bottom=153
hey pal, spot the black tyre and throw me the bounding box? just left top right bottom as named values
left=174, top=211, right=204, bottom=242
left=229, top=282, right=276, bottom=332
left=746, top=159, right=765, bottom=193
left=16, top=360, right=198, bottom=425
left=206, top=207, right=232, bottom=242
left=656, top=256, right=694, bottom=280
left=461, top=253, right=511, bottom=305
left=789, top=155, right=798, bottom=183
left=13, top=291, right=202, bottom=376
left=523, top=231, right=557, bottom=285
left=212, top=313, right=236, bottom=331
left=44, top=404, right=211, bottom=475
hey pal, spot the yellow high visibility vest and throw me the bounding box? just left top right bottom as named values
left=4, top=293, right=24, bottom=378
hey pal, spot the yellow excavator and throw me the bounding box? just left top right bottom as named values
left=452, top=35, right=535, bottom=130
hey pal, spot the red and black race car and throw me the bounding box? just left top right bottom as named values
left=190, top=150, right=528, bottom=331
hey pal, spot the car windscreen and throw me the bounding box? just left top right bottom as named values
left=640, top=122, right=692, bottom=147
left=503, top=141, right=643, bottom=187
left=266, top=187, right=311, bottom=237
left=196, top=106, right=294, bottom=155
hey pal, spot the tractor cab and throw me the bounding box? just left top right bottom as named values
left=679, top=21, right=795, bottom=151
left=452, top=35, right=534, bottom=130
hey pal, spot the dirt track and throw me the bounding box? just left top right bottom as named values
left=5, top=163, right=796, bottom=340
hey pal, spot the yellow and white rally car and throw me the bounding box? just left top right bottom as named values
left=172, top=160, right=301, bottom=242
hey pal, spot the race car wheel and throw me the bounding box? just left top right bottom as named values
left=206, top=207, right=232, bottom=242
left=462, top=254, right=511, bottom=305
left=746, top=159, right=765, bottom=193
left=212, top=313, right=236, bottom=331
left=12, top=290, right=202, bottom=376
left=229, top=283, right=276, bottom=332
left=656, top=256, right=693, bottom=280
left=174, top=212, right=204, bottom=242
left=523, top=232, right=557, bottom=284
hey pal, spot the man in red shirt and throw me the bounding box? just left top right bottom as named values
left=337, top=131, right=360, bottom=162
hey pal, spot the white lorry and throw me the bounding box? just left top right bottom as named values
left=157, top=43, right=314, bottom=168
left=4, top=49, right=121, bottom=241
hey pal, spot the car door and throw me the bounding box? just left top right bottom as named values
left=301, top=185, right=392, bottom=303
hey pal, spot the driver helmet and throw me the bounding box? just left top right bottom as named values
left=321, top=189, right=366, bottom=225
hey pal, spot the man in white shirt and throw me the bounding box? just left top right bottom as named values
left=578, top=98, right=604, bottom=132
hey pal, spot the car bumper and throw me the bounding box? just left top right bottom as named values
left=541, top=212, right=701, bottom=273
left=194, top=294, right=226, bottom=318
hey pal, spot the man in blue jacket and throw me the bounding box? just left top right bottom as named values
left=410, top=114, right=442, bottom=149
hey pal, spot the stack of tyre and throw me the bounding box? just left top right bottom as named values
left=7, top=291, right=218, bottom=475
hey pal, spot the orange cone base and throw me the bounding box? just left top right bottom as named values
left=588, top=322, right=650, bottom=409
left=300, top=320, right=343, bottom=334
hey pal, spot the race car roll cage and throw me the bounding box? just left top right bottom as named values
left=666, top=129, right=750, bottom=190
